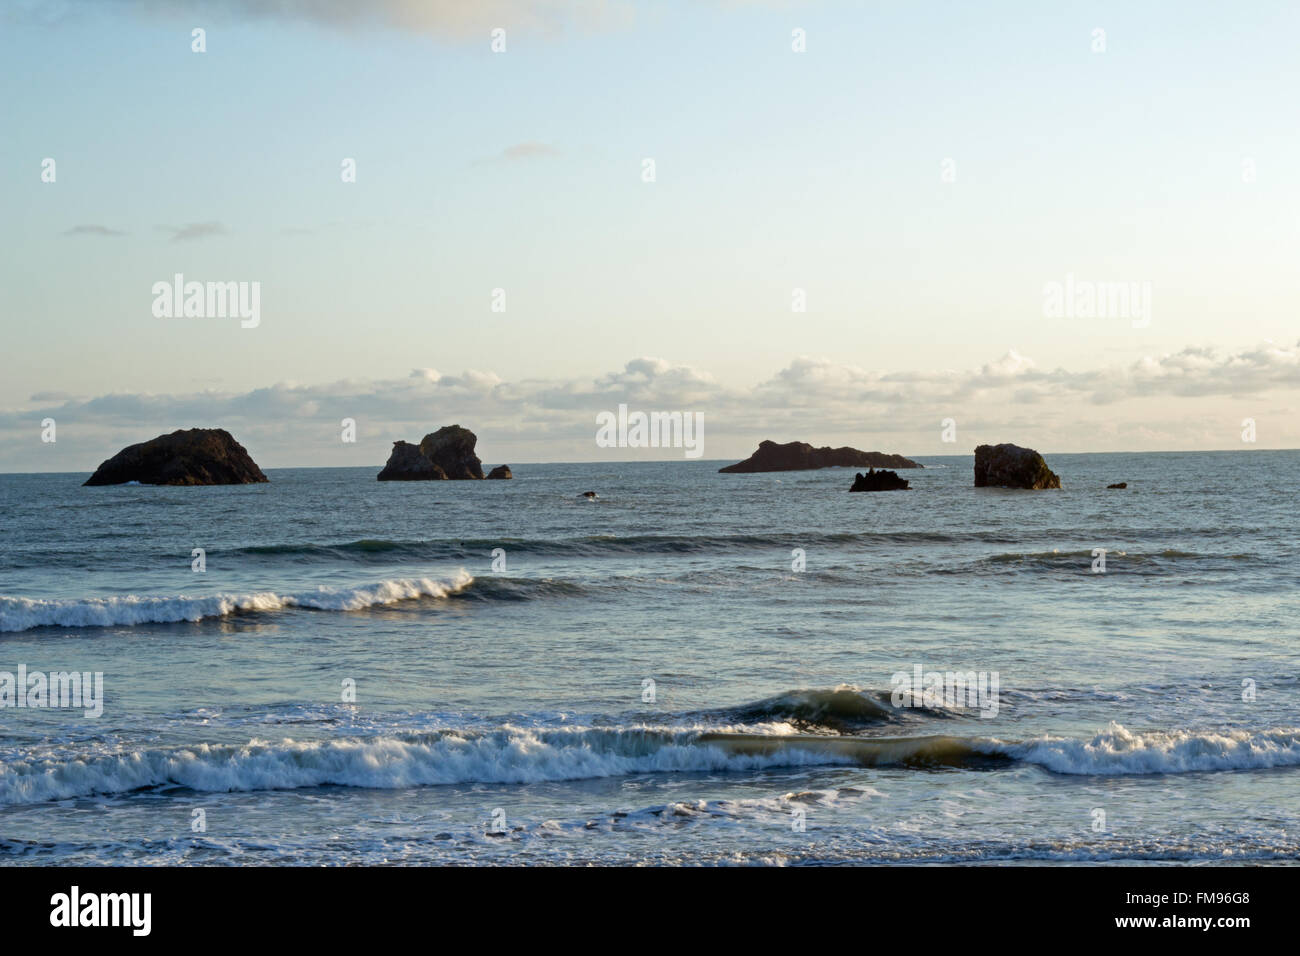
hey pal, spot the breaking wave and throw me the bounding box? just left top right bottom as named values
left=3, top=722, right=1296, bottom=806
left=0, top=571, right=474, bottom=632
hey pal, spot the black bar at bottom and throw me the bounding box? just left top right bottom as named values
left=0, top=864, right=1276, bottom=941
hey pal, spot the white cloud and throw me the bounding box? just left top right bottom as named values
left=4, top=343, right=1299, bottom=471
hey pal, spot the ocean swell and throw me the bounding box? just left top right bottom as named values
left=3, top=723, right=1296, bottom=805
left=0, top=571, right=473, bottom=632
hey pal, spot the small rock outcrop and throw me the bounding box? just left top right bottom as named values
left=377, top=441, right=447, bottom=481
left=581, top=491, right=598, bottom=498
left=84, top=428, right=268, bottom=486
left=1107, top=482, right=1127, bottom=489
left=973, top=443, right=1061, bottom=490
left=720, top=440, right=921, bottom=473
left=849, top=469, right=910, bottom=492
left=486, top=465, right=513, bottom=479
left=377, top=425, right=484, bottom=481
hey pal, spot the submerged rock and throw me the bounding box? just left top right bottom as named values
left=83, top=428, right=268, bottom=486
left=377, top=441, right=447, bottom=481
left=849, top=469, right=910, bottom=492
left=1107, top=482, right=1127, bottom=489
left=973, top=443, right=1061, bottom=490
left=377, top=425, right=485, bottom=481
left=720, top=440, right=921, bottom=473
left=486, top=465, right=513, bottom=479
left=581, top=491, right=598, bottom=498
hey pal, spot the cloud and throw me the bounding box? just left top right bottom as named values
left=28, top=391, right=79, bottom=402
left=474, top=142, right=561, bottom=166
left=4, top=343, right=1299, bottom=470
left=63, top=225, right=126, bottom=237
left=159, top=222, right=227, bottom=242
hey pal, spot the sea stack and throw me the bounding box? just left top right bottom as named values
left=84, top=428, right=268, bottom=486
left=378, top=425, right=485, bottom=481
left=849, top=469, right=910, bottom=492
left=376, top=441, right=447, bottom=480
left=973, top=443, right=1061, bottom=490
left=720, top=440, right=921, bottom=473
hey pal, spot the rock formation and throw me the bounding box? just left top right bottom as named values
left=720, top=440, right=921, bottom=473
left=418, top=425, right=484, bottom=480
left=973, top=443, right=1061, bottom=490
left=1107, top=482, right=1127, bottom=489
left=377, top=425, right=484, bottom=481
left=83, top=428, right=268, bottom=486
left=377, top=441, right=448, bottom=481
left=849, top=469, right=910, bottom=492
left=487, top=465, right=513, bottom=479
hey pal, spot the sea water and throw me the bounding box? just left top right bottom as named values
left=1, top=452, right=1297, bottom=864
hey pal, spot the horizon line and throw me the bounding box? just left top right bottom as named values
left=3, top=445, right=1297, bottom=476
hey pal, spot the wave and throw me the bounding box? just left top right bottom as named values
left=4, top=722, right=1295, bottom=806
left=230, top=531, right=1025, bottom=562
left=0, top=728, right=851, bottom=805
left=712, top=686, right=955, bottom=732
left=3, top=531, right=1279, bottom=572
left=452, top=575, right=586, bottom=602
left=0, top=571, right=473, bottom=632
left=1005, top=722, right=1300, bottom=774
left=940, top=548, right=1262, bottom=576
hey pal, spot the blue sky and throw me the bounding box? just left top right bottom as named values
left=2, top=0, right=1298, bottom=470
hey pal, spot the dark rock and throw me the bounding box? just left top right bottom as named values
left=1107, top=482, right=1127, bottom=489
left=418, top=425, right=484, bottom=480
left=849, top=469, right=910, bottom=492
left=83, top=428, right=267, bottom=486
left=973, top=443, right=1061, bottom=490
left=486, top=465, right=513, bottom=480
left=720, top=440, right=921, bottom=473
left=376, top=425, right=485, bottom=481
left=377, top=441, right=447, bottom=481
left=581, top=491, right=597, bottom=498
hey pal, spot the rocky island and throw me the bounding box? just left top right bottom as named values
left=720, top=440, right=921, bottom=473
left=973, top=443, right=1060, bottom=489
left=84, top=428, right=268, bottom=486
left=849, top=469, right=910, bottom=491
left=378, top=425, right=495, bottom=480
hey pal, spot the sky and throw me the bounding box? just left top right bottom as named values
left=2, top=0, right=1298, bottom=471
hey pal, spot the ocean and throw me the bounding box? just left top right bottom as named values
left=1, top=451, right=1297, bottom=865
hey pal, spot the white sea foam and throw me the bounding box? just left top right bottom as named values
left=0, top=728, right=851, bottom=805
left=3, top=723, right=1297, bottom=806
left=998, top=722, right=1300, bottom=775
left=0, top=570, right=473, bottom=632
